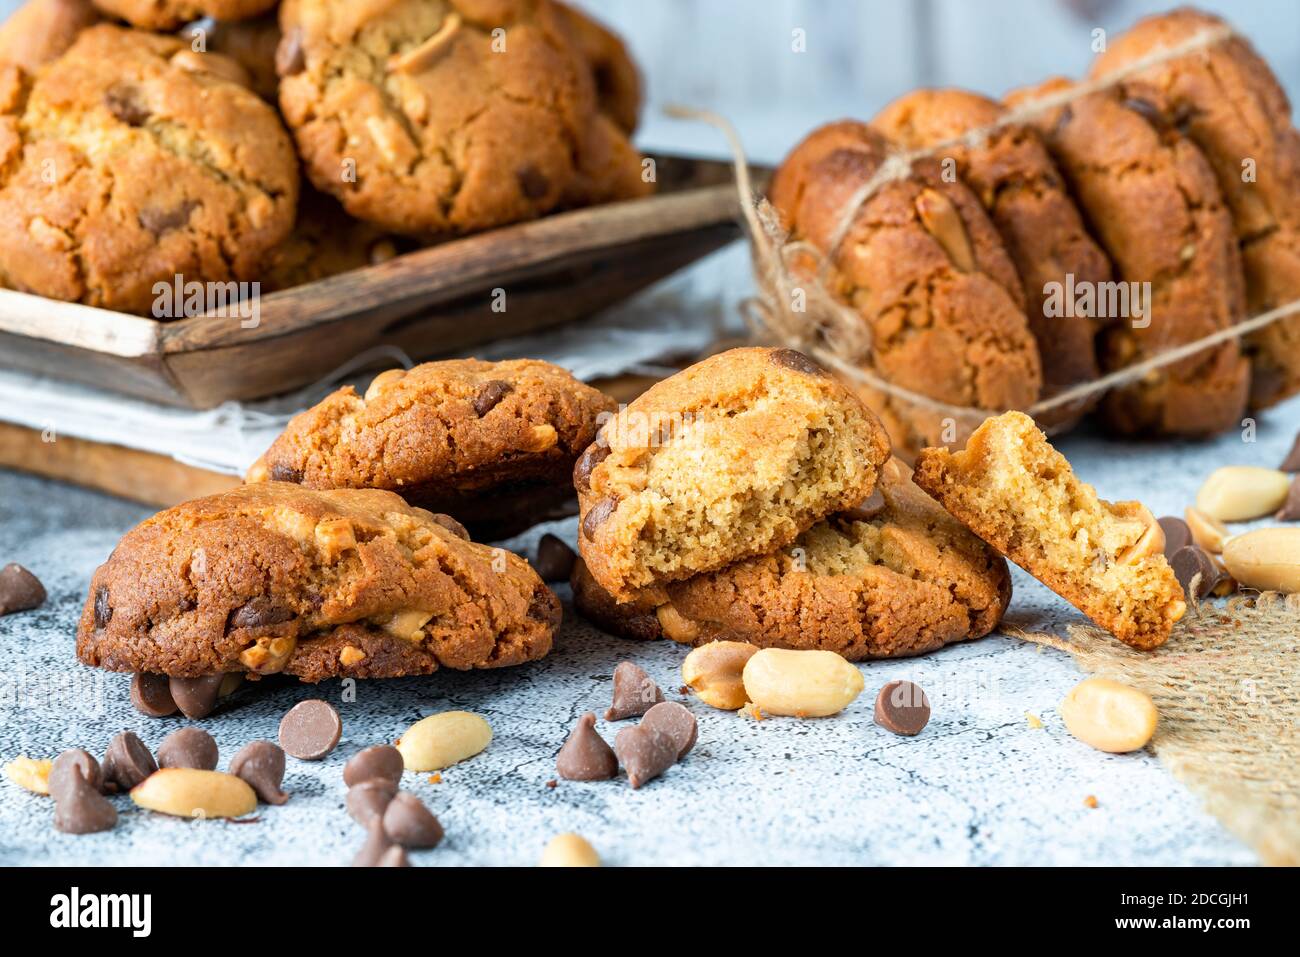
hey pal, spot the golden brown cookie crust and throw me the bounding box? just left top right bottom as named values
left=872, top=88, right=1111, bottom=429
left=913, top=411, right=1186, bottom=650
left=91, top=0, right=276, bottom=31
left=76, top=483, right=560, bottom=681
left=575, top=347, right=892, bottom=602
left=1007, top=78, right=1250, bottom=437
left=0, top=25, right=298, bottom=314
left=572, top=459, right=1011, bottom=660
left=769, top=120, right=1042, bottom=459
left=1092, top=8, right=1300, bottom=410
left=0, top=0, right=99, bottom=73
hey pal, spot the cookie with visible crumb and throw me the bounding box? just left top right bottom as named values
left=769, top=120, right=1042, bottom=459
left=574, top=347, right=891, bottom=602
left=76, top=483, right=559, bottom=682
left=913, top=411, right=1186, bottom=649
left=248, top=358, right=616, bottom=540
left=91, top=0, right=276, bottom=31
left=572, top=458, right=1011, bottom=659
left=0, top=0, right=99, bottom=73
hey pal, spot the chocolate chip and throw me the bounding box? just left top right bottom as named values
left=49, top=749, right=103, bottom=801
left=472, top=379, right=514, bottom=417
left=102, top=731, right=157, bottom=791
left=1280, top=433, right=1300, bottom=472
left=1170, top=545, right=1226, bottom=599
left=138, top=200, right=198, bottom=237
left=229, top=597, right=295, bottom=630
left=269, top=463, right=303, bottom=483
left=556, top=712, right=617, bottom=781
left=352, top=819, right=401, bottom=867
left=1122, top=96, right=1168, bottom=130
left=1277, top=476, right=1300, bottom=521
left=769, top=348, right=826, bottom=376
left=343, top=745, right=404, bottom=788
left=53, top=776, right=117, bottom=834
left=842, top=488, right=886, bottom=523
left=573, top=443, right=610, bottom=492
left=517, top=165, right=550, bottom=200
left=229, top=740, right=289, bottom=805
left=157, top=726, right=218, bottom=770
left=581, top=496, right=617, bottom=540
left=873, top=680, right=931, bottom=736
left=1158, top=516, right=1192, bottom=559
left=605, top=661, right=664, bottom=721
left=1053, top=103, right=1074, bottom=135
left=430, top=513, right=469, bottom=540
left=169, top=673, right=225, bottom=719
left=93, top=585, right=112, bottom=629
left=641, top=701, right=697, bottom=759
left=104, top=85, right=149, bottom=126
left=346, top=778, right=398, bottom=827
left=130, top=673, right=177, bottom=718
left=382, top=792, right=444, bottom=848
left=279, top=699, right=342, bottom=760
left=275, top=26, right=305, bottom=76
left=613, top=722, right=679, bottom=789
left=527, top=586, right=562, bottom=627
left=534, top=534, right=576, bottom=583
left=0, top=563, right=45, bottom=615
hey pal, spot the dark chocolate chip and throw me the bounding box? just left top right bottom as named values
left=1281, top=433, right=1300, bottom=472
left=534, top=534, right=576, bottom=583
left=104, top=85, right=149, bottom=126
left=471, top=379, right=514, bottom=417
left=430, top=513, right=469, bottom=540
left=641, top=701, right=697, bottom=758
left=102, top=731, right=157, bottom=791
left=556, top=712, right=617, bottom=781
left=613, top=722, right=678, bottom=789
left=1158, top=516, right=1192, bottom=559
left=138, top=200, right=198, bottom=237
left=230, top=740, right=289, bottom=805
left=157, top=726, right=218, bottom=770
left=581, top=496, right=617, bottom=540
left=49, top=749, right=104, bottom=801
left=1122, top=96, right=1168, bottom=130
left=130, top=672, right=178, bottom=718
left=573, top=443, right=611, bottom=492
left=527, top=586, right=562, bottom=627
left=343, top=745, right=404, bottom=788
left=269, top=463, right=303, bottom=483
left=1277, top=476, right=1300, bottom=522
left=382, top=792, right=444, bottom=848
left=769, top=348, right=826, bottom=376
left=275, top=26, right=305, bottom=76
left=0, top=563, right=45, bottom=615
left=874, top=680, right=931, bottom=736
left=169, top=673, right=225, bottom=719
left=1170, top=545, right=1226, bottom=599
left=93, top=585, right=112, bottom=629
left=346, top=778, right=398, bottom=827
left=606, top=661, right=664, bottom=721
left=278, top=699, right=342, bottom=760
left=228, top=597, right=294, bottom=630
left=516, top=165, right=550, bottom=200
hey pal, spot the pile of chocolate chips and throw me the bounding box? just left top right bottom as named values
left=343, top=745, right=443, bottom=866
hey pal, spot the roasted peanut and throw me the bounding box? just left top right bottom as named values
left=655, top=603, right=700, bottom=643
left=1116, top=505, right=1165, bottom=565
left=1059, top=678, right=1158, bottom=753
left=364, top=368, right=406, bottom=402
left=1185, top=507, right=1231, bottom=554
left=681, top=641, right=757, bottom=710
left=524, top=423, right=558, bottom=452
left=3, top=756, right=52, bottom=795
left=539, top=832, right=600, bottom=867
left=131, top=768, right=258, bottom=819
left=741, top=648, right=864, bottom=717
left=1195, top=466, right=1291, bottom=522
left=1221, top=528, right=1300, bottom=593
left=396, top=711, right=492, bottom=771
left=915, top=188, right=975, bottom=272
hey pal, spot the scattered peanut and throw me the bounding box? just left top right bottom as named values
left=130, top=768, right=258, bottom=819
left=539, top=832, right=601, bottom=867
left=1221, top=527, right=1300, bottom=593
left=3, top=756, right=52, bottom=794
left=396, top=711, right=492, bottom=772
left=741, top=648, right=864, bottom=718
left=681, top=641, right=757, bottom=710
left=1195, top=466, right=1291, bottom=522
left=1184, top=507, right=1231, bottom=554
left=1059, top=678, right=1158, bottom=753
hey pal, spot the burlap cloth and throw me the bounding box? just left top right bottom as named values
left=1013, top=592, right=1300, bottom=866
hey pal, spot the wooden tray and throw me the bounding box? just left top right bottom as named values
left=0, top=154, right=754, bottom=410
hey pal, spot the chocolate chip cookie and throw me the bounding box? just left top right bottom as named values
left=0, top=25, right=298, bottom=314
left=1007, top=78, right=1250, bottom=437
left=248, top=358, right=616, bottom=540
left=276, top=0, right=648, bottom=236
left=76, top=483, right=560, bottom=682
left=872, top=88, right=1112, bottom=430
left=769, top=120, right=1042, bottom=459
left=0, top=0, right=99, bottom=73
left=91, top=0, right=276, bottom=31
left=575, top=347, right=891, bottom=602
left=573, top=458, right=1011, bottom=659
left=1091, top=8, right=1300, bottom=410
left=914, top=411, right=1186, bottom=650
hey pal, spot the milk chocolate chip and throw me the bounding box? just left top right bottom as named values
left=556, top=712, right=617, bottom=781
left=104, top=85, right=148, bottom=126
left=381, top=792, right=444, bottom=848
left=582, top=497, right=617, bottom=540
left=343, top=745, right=404, bottom=788
left=130, top=673, right=178, bottom=718
left=346, top=779, right=398, bottom=827
left=1157, top=516, right=1192, bottom=558
left=534, top=534, right=577, bottom=583
left=352, top=819, right=401, bottom=867
left=269, top=463, right=303, bottom=483
left=874, top=680, right=931, bottom=736
left=275, top=26, right=305, bottom=76
left=157, top=727, right=218, bottom=771
left=49, top=749, right=104, bottom=800
left=472, top=379, right=513, bottom=417
left=53, top=775, right=117, bottom=835
left=769, top=348, right=826, bottom=376
left=1170, top=545, right=1227, bottom=599
left=430, top=513, right=469, bottom=540
left=279, top=699, right=342, bottom=760
left=93, top=586, right=112, bottom=629
left=640, top=701, right=697, bottom=759
left=1277, top=477, right=1300, bottom=522
left=169, top=674, right=225, bottom=719
left=613, top=723, right=678, bottom=789
left=1280, top=433, right=1300, bottom=472
left=605, top=661, right=664, bottom=721
left=102, top=731, right=157, bottom=791
left=0, top=564, right=45, bottom=615
left=230, top=740, right=289, bottom=805
left=573, top=443, right=611, bottom=492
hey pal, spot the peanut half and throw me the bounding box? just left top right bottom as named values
left=396, top=711, right=492, bottom=771
left=1221, top=528, right=1300, bottom=593
left=1184, top=507, right=1231, bottom=554
left=130, top=768, right=257, bottom=819
left=681, top=641, right=756, bottom=710
left=4, top=756, right=53, bottom=795
left=741, top=648, right=864, bottom=718
left=1195, top=466, right=1291, bottom=522
left=1059, top=678, right=1158, bottom=753
left=539, top=833, right=601, bottom=867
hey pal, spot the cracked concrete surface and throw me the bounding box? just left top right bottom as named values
left=3, top=402, right=1294, bottom=865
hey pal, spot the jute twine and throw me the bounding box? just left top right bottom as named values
left=1010, top=591, right=1300, bottom=866
left=666, top=22, right=1300, bottom=430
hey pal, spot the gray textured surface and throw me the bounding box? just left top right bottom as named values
left=2, top=403, right=1296, bottom=866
